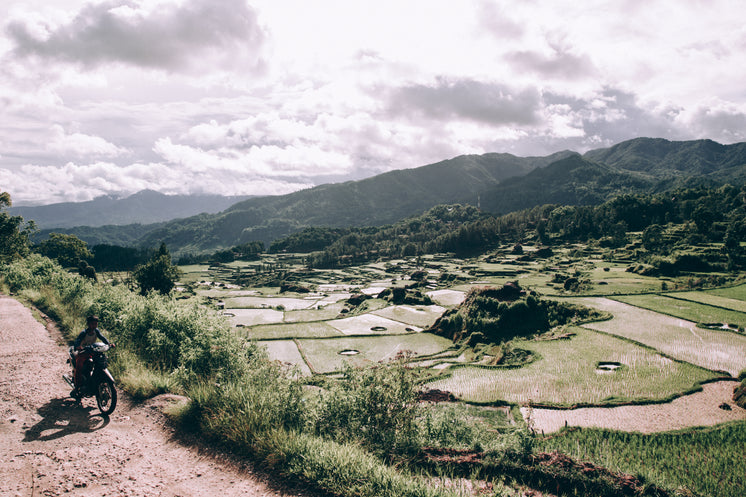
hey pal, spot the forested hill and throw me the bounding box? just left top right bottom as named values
left=29, top=137, right=746, bottom=254
left=133, top=151, right=572, bottom=252
left=10, top=190, right=251, bottom=229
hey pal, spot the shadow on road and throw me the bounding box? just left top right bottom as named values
left=23, top=397, right=110, bottom=442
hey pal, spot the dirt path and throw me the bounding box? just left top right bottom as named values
left=0, top=294, right=321, bottom=497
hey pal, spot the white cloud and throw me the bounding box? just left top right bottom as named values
left=47, top=124, right=129, bottom=159
left=6, top=0, right=267, bottom=73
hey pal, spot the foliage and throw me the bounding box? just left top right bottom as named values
left=0, top=192, right=35, bottom=264
left=431, top=283, right=606, bottom=345
left=313, top=359, right=421, bottom=458
left=92, top=243, right=147, bottom=271
left=36, top=232, right=93, bottom=267
left=133, top=243, right=181, bottom=295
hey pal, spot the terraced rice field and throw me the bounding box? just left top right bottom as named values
left=296, top=333, right=454, bottom=373
left=260, top=340, right=312, bottom=375
left=612, top=294, right=746, bottom=329
left=666, top=291, right=746, bottom=313
left=426, top=289, right=466, bottom=307
left=371, top=304, right=446, bottom=328
left=578, top=297, right=746, bottom=376
left=327, top=313, right=422, bottom=335
left=224, top=308, right=284, bottom=326
left=424, top=327, right=714, bottom=405
left=240, top=321, right=342, bottom=340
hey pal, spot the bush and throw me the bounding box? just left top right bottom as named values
left=313, top=360, right=421, bottom=458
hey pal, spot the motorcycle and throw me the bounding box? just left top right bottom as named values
left=63, top=343, right=118, bottom=416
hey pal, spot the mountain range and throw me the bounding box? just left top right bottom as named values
left=19, top=137, right=746, bottom=254
left=10, top=190, right=250, bottom=229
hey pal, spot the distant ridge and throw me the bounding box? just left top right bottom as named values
left=23, top=137, right=746, bottom=254
left=10, top=190, right=252, bottom=229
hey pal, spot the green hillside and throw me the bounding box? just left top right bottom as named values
left=30, top=138, right=746, bottom=255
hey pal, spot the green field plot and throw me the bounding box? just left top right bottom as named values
left=585, top=266, right=665, bottom=294
left=327, top=313, right=422, bottom=335
left=666, top=291, right=746, bottom=313
left=707, top=283, right=746, bottom=302
left=424, top=327, right=715, bottom=406
left=259, top=340, right=312, bottom=375
left=578, top=297, right=746, bottom=376
left=612, top=294, right=746, bottom=329
left=224, top=308, right=284, bottom=326
left=297, top=333, right=454, bottom=373
left=371, top=305, right=446, bottom=328
left=240, top=322, right=342, bottom=340
left=224, top=296, right=318, bottom=310
left=283, top=302, right=346, bottom=323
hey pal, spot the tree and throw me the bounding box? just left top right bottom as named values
left=0, top=192, right=35, bottom=264
left=133, top=243, right=181, bottom=295
left=37, top=233, right=93, bottom=267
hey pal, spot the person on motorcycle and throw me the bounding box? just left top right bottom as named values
left=70, top=315, right=113, bottom=398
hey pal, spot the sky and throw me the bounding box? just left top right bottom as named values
left=1, top=0, right=746, bottom=205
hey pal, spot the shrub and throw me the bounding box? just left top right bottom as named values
left=313, top=359, right=421, bottom=459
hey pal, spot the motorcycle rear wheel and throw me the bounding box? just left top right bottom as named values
left=96, top=378, right=117, bottom=415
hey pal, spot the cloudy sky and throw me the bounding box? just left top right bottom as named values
left=1, top=0, right=745, bottom=205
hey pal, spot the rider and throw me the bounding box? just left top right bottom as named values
left=70, top=315, right=112, bottom=397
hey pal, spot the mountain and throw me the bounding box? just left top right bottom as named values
left=479, top=154, right=653, bottom=214
left=582, top=137, right=746, bottom=180
left=30, top=137, right=746, bottom=255
left=10, top=190, right=251, bottom=229
left=134, top=151, right=573, bottom=252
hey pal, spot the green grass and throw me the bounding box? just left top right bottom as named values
left=424, top=327, right=715, bottom=406
left=297, top=334, right=454, bottom=373
left=614, top=293, right=746, bottom=328
left=665, top=291, right=746, bottom=313
left=578, top=297, right=746, bottom=376
left=538, top=421, right=746, bottom=497
left=706, top=283, right=746, bottom=302
left=242, top=322, right=343, bottom=340
left=283, top=302, right=347, bottom=323
left=328, top=313, right=423, bottom=335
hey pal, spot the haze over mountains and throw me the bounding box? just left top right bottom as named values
left=10, top=190, right=251, bottom=229
left=19, top=137, right=746, bottom=254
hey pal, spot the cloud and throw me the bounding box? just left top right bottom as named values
left=387, top=78, right=541, bottom=126
left=0, top=159, right=313, bottom=205
left=47, top=124, right=129, bottom=159
left=504, top=45, right=596, bottom=80
left=6, top=0, right=266, bottom=73
left=475, top=0, right=524, bottom=39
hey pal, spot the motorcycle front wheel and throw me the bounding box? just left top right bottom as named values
left=96, top=378, right=117, bottom=415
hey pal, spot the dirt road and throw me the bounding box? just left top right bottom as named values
left=0, top=294, right=319, bottom=497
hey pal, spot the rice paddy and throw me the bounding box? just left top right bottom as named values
left=424, top=327, right=715, bottom=405
left=296, top=333, right=455, bottom=373
left=612, top=293, right=746, bottom=329
left=577, top=297, right=746, bottom=376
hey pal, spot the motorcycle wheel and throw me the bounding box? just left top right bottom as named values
left=96, top=378, right=117, bottom=415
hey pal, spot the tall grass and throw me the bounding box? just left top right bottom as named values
left=538, top=422, right=746, bottom=497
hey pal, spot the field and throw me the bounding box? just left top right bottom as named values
left=178, top=249, right=746, bottom=497
left=294, top=333, right=454, bottom=373
left=578, top=297, right=746, bottom=376
left=612, top=293, right=746, bottom=329
left=424, top=326, right=715, bottom=406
